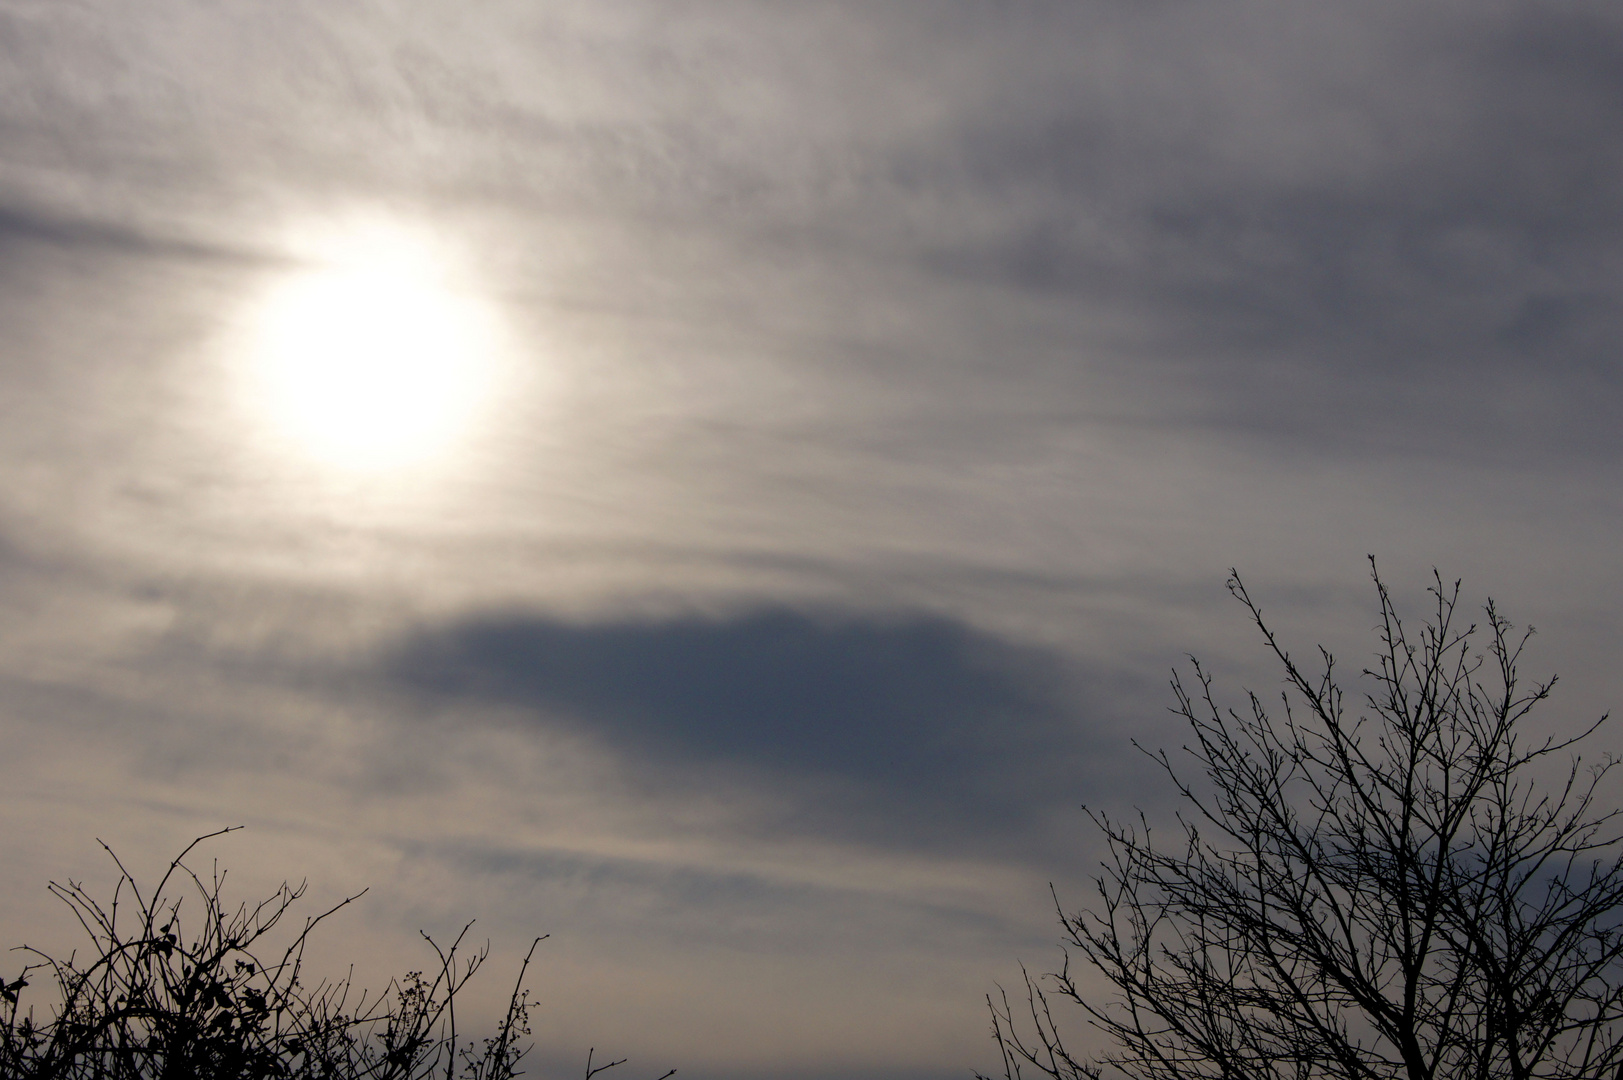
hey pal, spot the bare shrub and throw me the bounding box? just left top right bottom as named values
left=0, top=828, right=672, bottom=1080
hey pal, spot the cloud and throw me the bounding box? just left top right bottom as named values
left=386, top=607, right=1108, bottom=842
left=789, top=3, right=1623, bottom=463
left=0, top=202, right=266, bottom=266
left=406, top=835, right=1024, bottom=955
left=3, top=5, right=1623, bottom=1076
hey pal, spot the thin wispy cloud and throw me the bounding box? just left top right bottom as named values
left=0, top=3, right=1620, bottom=1077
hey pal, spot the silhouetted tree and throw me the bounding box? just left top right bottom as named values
left=0, top=828, right=672, bottom=1080
left=987, top=562, right=1623, bottom=1080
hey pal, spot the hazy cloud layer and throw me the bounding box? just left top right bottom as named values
left=2, top=3, right=1622, bottom=1078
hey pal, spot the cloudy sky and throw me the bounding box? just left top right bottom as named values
left=2, top=2, right=1622, bottom=1077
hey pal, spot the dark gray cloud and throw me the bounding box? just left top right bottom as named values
left=387, top=608, right=1123, bottom=844
left=0, top=202, right=267, bottom=265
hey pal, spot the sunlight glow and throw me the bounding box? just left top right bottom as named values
left=242, top=220, right=503, bottom=474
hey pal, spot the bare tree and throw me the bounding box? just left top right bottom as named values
left=987, top=561, right=1623, bottom=1080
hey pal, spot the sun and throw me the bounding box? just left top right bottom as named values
left=240, top=220, right=502, bottom=474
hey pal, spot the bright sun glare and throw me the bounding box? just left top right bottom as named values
left=242, top=220, right=502, bottom=474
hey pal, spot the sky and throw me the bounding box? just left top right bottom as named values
left=2, top=2, right=1622, bottom=1078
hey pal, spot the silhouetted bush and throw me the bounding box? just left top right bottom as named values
left=0, top=828, right=669, bottom=1080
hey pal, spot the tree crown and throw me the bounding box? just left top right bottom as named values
left=989, top=563, right=1623, bottom=1080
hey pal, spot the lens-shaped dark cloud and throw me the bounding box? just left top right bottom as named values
left=389, top=609, right=1093, bottom=811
